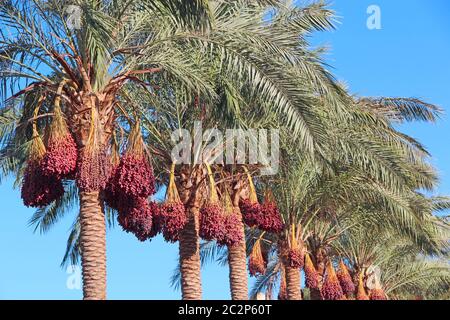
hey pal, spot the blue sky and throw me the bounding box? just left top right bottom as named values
left=0, top=0, right=449, bottom=299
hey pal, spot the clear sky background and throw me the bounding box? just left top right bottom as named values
left=0, top=0, right=449, bottom=300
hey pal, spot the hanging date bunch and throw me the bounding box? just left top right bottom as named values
left=21, top=103, right=64, bottom=208
left=199, top=164, right=226, bottom=241
left=248, top=238, right=266, bottom=277
left=148, top=204, right=164, bottom=239
left=113, top=122, right=157, bottom=242
left=304, top=253, right=319, bottom=289
left=161, top=163, right=187, bottom=243
left=337, top=260, right=355, bottom=296
left=114, top=121, right=155, bottom=199
left=41, top=85, right=77, bottom=179
left=118, top=197, right=158, bottom=241
left=239, top=169, right=262, bottom=227
left=321, top=262, right=344, bottom=300
left=284, top=224, right=304, bottom=269
left=356, top=272, right=370, bottom=300
left=103, top=135, right=123, bottom=210
left=76, top=107, right=111, bottom=192
left=370, top=288, right=387, bottom=300
left=21, top=132, right=65, bottom=207
left=217, top=186, right=244, bottom=247
left=259, top=190, right=284, bottom=233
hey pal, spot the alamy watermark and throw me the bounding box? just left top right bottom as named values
left=367, top=5, right=382, bottom=30
left=66, top=265, right=82, bottom=290
left=65, top=4, right=382, bottom=34
left=171, top=122, right=279, bottom=175
left=366, top=265, right=382, bottom=289
left=65, top=5, right=82, bottom=30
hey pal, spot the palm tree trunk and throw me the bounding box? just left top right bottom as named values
left=179, top=202, right=202, bottom=299
left=227, top=214, right=248, bottom=300
left=79, top=191, right=107, bottom=300
left=310, top=288, right=322, bottom=300
left=285, top=266, right=302, bottom=300
left=178, top=166, right=203, bottom=300
left=227, top=192, right=249, bottom=300
left=310, top=251, right=326, bottom=300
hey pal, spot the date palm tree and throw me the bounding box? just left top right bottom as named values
left=2, top=0, right=343, bottom=299
left=2, top=0, right=445, bottom=301
left=334, top=214, right=450, bottom=299
left=163, top=88, right=445, bottom=300
left=0, top=0, right=212, bottom=299
left=248, top=94, right=445, bottom=300
left=124, top=0, right=351, bottom=300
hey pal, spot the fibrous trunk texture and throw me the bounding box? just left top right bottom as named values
left=79, top=191, right=107, bottom=300
left=178, top=167, right=202, bottom=300
left=285, top=266, right=302, bottom=300
left=179, top=203, right=202, bottom=300
left=227, top=209, right=248, bottom=300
